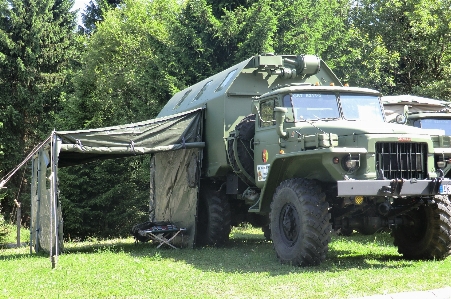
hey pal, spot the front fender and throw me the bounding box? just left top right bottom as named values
left=255, top=147, right=367, bottom=213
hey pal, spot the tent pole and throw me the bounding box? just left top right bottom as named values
left=30, top=157, right=35, bottom=255
left=51, top=131, right=59, bottom=269
left=49, top=133, right=53, bottom=268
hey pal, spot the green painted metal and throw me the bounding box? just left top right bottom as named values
left=383, top=95, right=451, bottom=178
left=157, top=54, right=451, bottom=215
left=157, top=54, right=342, bottom=178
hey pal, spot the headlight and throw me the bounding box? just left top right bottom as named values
left=437, top=156, right=450, bottom=169
left=437, top=160, right=447, bottom=168
left=342, top=154, right=360, bottom=173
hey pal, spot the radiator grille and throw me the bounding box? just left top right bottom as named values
left=375, top=142, right=427, bottom=179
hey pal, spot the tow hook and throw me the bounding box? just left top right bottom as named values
left=429, top=177, right=442, bottom=194
left=390, top=178, right=404, bottom=195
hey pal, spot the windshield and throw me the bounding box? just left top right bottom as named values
left=282, top=93, right=384, bottom=122
left=340, top=94, right=385, bottom=122
left=413, top=119, right=451, bottom=135
left=283, top=93, right=339, bottom=121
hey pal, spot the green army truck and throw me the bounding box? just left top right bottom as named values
left=383, top=95, right=451, bottom=179
left=157, top=54, right=451, bottom=266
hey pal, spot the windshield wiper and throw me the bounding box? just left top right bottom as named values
left=319, top=117, right=340, bottom=121
left=299, top=117, right=339, bottom=121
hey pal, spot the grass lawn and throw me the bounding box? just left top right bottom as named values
left=0, top=225, right=450, bottom=298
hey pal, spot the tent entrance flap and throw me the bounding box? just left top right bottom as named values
left=149, top=148, right=201, bottom=248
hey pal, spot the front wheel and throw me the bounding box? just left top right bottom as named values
left=392, top=195, right=451, bottom=260
left=270, top=178, right=331, bottom=266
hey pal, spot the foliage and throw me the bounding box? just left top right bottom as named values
left=271, top=0, right=347, bottom=56
left=229, top=0, right=279, bottom=59
left=68, top=0, right=183, bottom=128
left=0, top=216, right=7, bottom=243
left=350, top=0, right=451, bottom=96
left=57, top=0, right=187, bottom=239
left=80, top=0, right=122, bottom=34
left=0, top=220, right=30, bottom=244
left=206, top=0, right=257, bottom=18
left=58, top=157, right=150, bottom=239
left=0, top=0, right=77, bottom=220
left=169, top=0, right=222, bottom=85
left=413, top=79, right=451, bottom=102
left=172, top=0, right=352, bottom=83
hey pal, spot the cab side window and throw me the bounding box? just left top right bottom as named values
left=413, top=120, right=421, bottom=128
left=260, top=99, right=275, bottom=127
left=283, top=94, right=294, bottom=122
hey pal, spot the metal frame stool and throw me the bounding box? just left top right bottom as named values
left=132, top=222, right=186, bottom=249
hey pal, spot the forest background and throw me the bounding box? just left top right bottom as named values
left=0, top=0, right=450, bottom=240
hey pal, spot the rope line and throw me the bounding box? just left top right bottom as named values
left=0, top=134, right=52, bottom=188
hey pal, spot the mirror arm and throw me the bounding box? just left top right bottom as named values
left=274, top=107, right=288, bottom=138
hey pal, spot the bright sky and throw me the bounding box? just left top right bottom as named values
left=72, top=0, right=92, bottom=12
left=72, top=0, right=94, bottom=25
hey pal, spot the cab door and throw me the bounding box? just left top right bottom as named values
left=253, top=98, right=281, bottom=189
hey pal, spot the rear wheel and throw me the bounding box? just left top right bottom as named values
left=262, top=225, right=271, bottom=241
left=392, top=195, right=451, bottom=260
left=196, top=184, right=231, bottom=246
left=270, top=178, right=331, bottom=266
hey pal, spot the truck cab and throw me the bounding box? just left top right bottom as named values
left=382, top=95, right=451, bottom=178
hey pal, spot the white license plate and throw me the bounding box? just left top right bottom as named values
left=440, top=184, right=451, bottom=195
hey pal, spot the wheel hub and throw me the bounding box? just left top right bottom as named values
left=280, top=203, right=299, bottom=246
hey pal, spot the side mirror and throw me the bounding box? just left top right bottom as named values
left=274, top=107, right=288, bottom=138
left=395, top=114, right=407, bottom=124
left=403, top=104, right=410, bottom=115
left=251, top=102, right=258, bottom=115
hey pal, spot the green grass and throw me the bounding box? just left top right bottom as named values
left=0, top=221, right=30, bottom=245
left=0, top=225, right=450, bottom=299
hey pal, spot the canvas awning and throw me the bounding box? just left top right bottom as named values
left=55, top=107, right=205, bottom=167
left=27, top=107, right=205, bottom=267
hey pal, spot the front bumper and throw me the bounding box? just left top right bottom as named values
left=337, top=178, right=451, bottom=197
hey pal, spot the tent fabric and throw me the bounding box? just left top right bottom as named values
left=30, top=146, right=63, bottom=255
left=149, top=149, right=201, bottom=247
left=30, top=107, right=205, bottom=258
left=55, top=108, right=205, bottom=167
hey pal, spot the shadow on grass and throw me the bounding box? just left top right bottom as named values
left=2, top=231, right=422, bottom=274
left=56, top=231, right=414, bottom=275
left=0, top=247, right=48, bottom=261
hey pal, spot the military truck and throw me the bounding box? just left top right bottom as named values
left=383, top=95, right=451, bottom=179
left=157, top=54, right=451, bottom=266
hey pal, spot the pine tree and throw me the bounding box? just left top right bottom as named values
left=80, top=0, right=122, bottom=34
left=0, top=0, right=77, bottom=219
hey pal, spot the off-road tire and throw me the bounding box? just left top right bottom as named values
left=392, top=195, right=451, bottom=260
left=227, top=114, right=255, bottom=179
left=262, top=225, right=271, bottom=241
left=196, top=185, right=231, bottom=246
left=270, top=178, right=331, bottom=266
